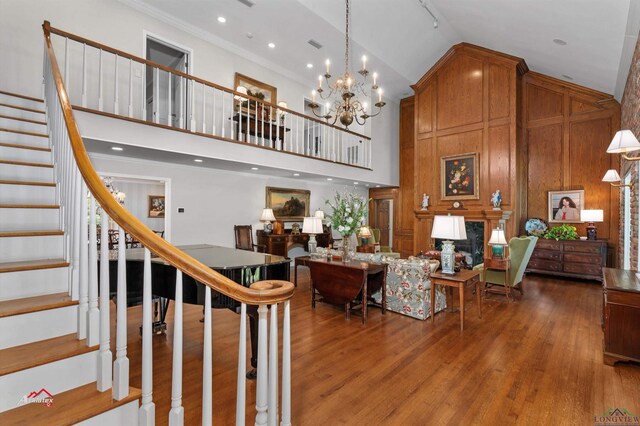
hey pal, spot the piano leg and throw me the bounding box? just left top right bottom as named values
left=247, top=305, right=258, bottom=380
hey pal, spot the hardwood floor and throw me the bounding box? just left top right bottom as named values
left=117, top=269, right=640, bottom=425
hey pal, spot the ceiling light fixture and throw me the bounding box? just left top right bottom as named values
left=327, top=178, right=333, bottom=181
left=251, top=167, right=259, bottom=170
left=111, top=146, right=124, bottom=151
left=353, top=182, right=359, bottom=185
left=308, top=0, right=384, bottom=129
left=268, top=42, right=275, bottom=49
left=217, top=16, right=226, bottom=23
left=553, top=39, right=567, bottom=45
left=417, top=0, right=439, bottom=28
left=194, top=159, right=203, bottom=163
left=307, top=63, right=313, bottom=69
left=293, top=173, right=300, bottom=176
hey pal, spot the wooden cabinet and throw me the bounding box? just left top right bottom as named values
left=257, top=230, right=331, bottom=258
left=602, top=268, right=640, bottom=365
left=526, top=239, right=607, bottom=282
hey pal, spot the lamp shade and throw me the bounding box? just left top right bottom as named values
left=581, top=209, right=603, bottom=222
left=278, top=101, right=288, bottom=110
left=260, top=208, right=276, bottom=222
left=314, top=209, right=325, bottom=219
left=431, top=215, right=467, bottom=240
left=234, top=85, right=248, bottom=100
left=602, top=169, right=622, bottom=182
left=606, top=130, right=640, bottom=153
left=302, top=217, right=323, bottom=234
left=488, top=228, right=508, bottom=246
left=359, top=226, right=372, bottom=238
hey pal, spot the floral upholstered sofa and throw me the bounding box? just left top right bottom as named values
left=352, top=254, right=448, bottom=320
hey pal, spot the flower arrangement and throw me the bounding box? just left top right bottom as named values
left=325, top=191, right=369, bottom=236
left=543, top=224, right=579, bottom=241
left=447, top=159, right=472, bottom=194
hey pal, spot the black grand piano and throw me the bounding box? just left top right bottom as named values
left=103, top=244, right=292, bottom=376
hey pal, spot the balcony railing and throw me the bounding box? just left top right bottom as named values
left=47, top=25, right=372, bottom=169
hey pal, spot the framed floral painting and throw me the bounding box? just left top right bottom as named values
left=441, top=153, right=479, bottom=200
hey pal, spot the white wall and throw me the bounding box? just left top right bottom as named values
left=89, top=153, right=369, bottom=248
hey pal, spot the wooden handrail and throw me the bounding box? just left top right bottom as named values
left=42, top=21, right=294, bottom=305
left=47, top=23, right=371, bottom=141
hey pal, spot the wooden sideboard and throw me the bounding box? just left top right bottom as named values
left=602, top=268, right=640, bottom=365
left=257, top=230, right=331, bottom=257
left=526, top=239, right=607, bottom=282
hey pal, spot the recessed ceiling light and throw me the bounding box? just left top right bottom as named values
left=111, top=146, right=123, bottom=151
left=354, top=182, right=359, bottom=185
left=251, top=167, right=259, bottom=170
left=293, top=173, right=300, bottom=176
left=194, top=159, right=203, bottom=163
left=562, top=74, right=573, bottom=80
left=268, top=42, right=275, bottom=49
left=306, top=63, right=313, bottom=69
left=376, top=185, right=381, bottom=188
left=327, top=178, right=333, bottom=181
left=217, top=16, right=226, bottom=23
left=553, top=39, right=567, bottom=46
left=246, top=32, right=253, bottom=39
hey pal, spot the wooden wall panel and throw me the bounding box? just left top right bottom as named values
left=527, top=84, right=563, bottom=122
left=527, top=124, right=563, bottom=219
left=397, top=97, right=415, bottom=258
left=487, top=125, right=511, bottom=205
left=489, top=64, right=511, bottom=120
left=416, top=84, right=433, bottom=137
left=436, top=55, right=484, bottom=131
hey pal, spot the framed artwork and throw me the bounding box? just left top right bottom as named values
left=548, top=190, right=584, bottom=223
left=234, top=72, right=277, bottom=119
left=266, top=187, right=310, bottom=221
left=148, top=195, right=165, bottom=218
left=441, top=153, right=479, bottom=200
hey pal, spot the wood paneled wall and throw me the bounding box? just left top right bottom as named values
left=524, top=72, right=620, bottom=263
left=396, top=97, right=416, bottom=257
left=410, top=44, right=528, bottom=253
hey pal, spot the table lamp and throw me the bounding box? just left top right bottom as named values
left=302, top=217, right=323, bottom=253
left=488, top=228, right=508, bottom=259
left=277, top=101, right=288, bottom=125
left=431, top=215, right=467, bottom=275
left=234, top=86, right=248, bottom=110
left=580, top=209, right=603, bottom=240
left=359, top=226, right=372, bottom=246
left=314, top=209, right=325, bottom=220
left=260, top=208, right=276, bottom=235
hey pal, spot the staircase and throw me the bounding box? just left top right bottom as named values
left=0, top=90, right=140, bottom=425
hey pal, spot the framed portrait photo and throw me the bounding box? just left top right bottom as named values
left=148, top=195, right=165, bottom=218
left=548, top=190, right=584, bottom=223
left=441, top=152, right=479, bottom=200
left=266, top=187, right=310, bottom=221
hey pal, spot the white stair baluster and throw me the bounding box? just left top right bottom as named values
left=114, top=54, right=119, bottom=115
left=202, top=84, right=207, bottom=133
left=82, top=43, right=87, bottom=107
left=139, top=248, right=156, bottom=425
left=167, top=73, right=173, bottom=126
left=141, top=62, right=147, bottom=121
left=255, top=304, right=269, bottom=426
left=178, top=76, right=184, bottom=129
left=190, top=79, right=196, bottom=131
left=221, top=90, right=225, bottom=137
left=168, top=270, right=184, bottom=425
left=153, top=68, right=160, bottom=124
left=280, top=300, right=291, bottom=426
left=70, top=168, right=81, bottom=300
left=202, top=286, right=212, bottom=426
left=128, top=58, right=134, bottom=118
left=113, top=226, right=130, bottom=400
left=98, top=49, right=103, bottom=111
left=212, top=88, right=217, bottom=136
left=236, top=303, right=247, bottom=425
left=64, top=37, right=69, bottom=91
left=97, top=207, right=112, bottom=391
left=268, top=303, right=279, bottom=426
left=77, top=180, right=89, bottom=340
left=86, top=194, right=100, bottom=347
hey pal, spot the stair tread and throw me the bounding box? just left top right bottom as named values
left=0, top=127, right=49, bottom=138
left=0, top=292, right=77, bottom=318
left=0, top=204, right=60, bottom=208
left=0, top=114, right=47, bottom=126
left=0, top=159, right=53, bottom=168
left=0, top=258, right=69, bottom=273
left=2, top=382, right=140, bottom=426
left=0, top=179, right=56, bottom=187
left=0, top=103, right=46, bottom=115
left=0, top=142, right=51, bottom=152
left=0, top=90, right=44, bottom=103
left=0, top=230, right=64, bottom=237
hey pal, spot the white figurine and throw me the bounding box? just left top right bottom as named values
left=421, top=193, right=429, bottom=210
left=491, top=189, right=502, bottom=209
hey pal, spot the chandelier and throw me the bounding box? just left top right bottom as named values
left=308, top=0, right=385, bottom=129
left=103, top=176, right=126, bottom=205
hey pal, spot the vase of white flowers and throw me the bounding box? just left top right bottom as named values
left=325, top=191, right=369, bottom=262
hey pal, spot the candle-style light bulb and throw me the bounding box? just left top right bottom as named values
left=347, top=77, right=352, bottom=92
left=378, top=88, right=383, bottom=103
left=363, top=102, right=368, bottom=112
left=325, top=59, right=330, bottom=74
left=325, top=102, right=330, bottom=111
left=362, top=55, right=367, bottom=71
left=373, top=72, right=378, bottom=87
left=318, top=75, right=322, bottom=89
left=312, top=89, right=316, bottom=102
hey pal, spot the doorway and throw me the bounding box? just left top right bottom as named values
left=303, top=98, right=323, bottom=156
left=144, top=34, right=192, bottom=128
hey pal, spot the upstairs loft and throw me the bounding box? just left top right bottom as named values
left=47, top=23, right=395, bottom=187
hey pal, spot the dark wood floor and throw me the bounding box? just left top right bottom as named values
left=118, top=269, right=640, bottom=425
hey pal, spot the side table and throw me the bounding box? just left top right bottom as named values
left=430, top=269, right=482, bottom=331
left=483, top=258, right=511, bottom=301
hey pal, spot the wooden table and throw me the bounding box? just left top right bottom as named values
left=305, top=257, right=386, bottom=324
left=430, top=269, right=482, bottom=331
left=483, top=257, right=511, bottom=301
left=602, top=268, right=640, bottom=365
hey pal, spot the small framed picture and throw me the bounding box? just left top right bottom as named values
left=441, top=152, right=479, bottom=200
left=548, top=190, right=584, bottom=223
left=148, top=195, right=165, bottom=218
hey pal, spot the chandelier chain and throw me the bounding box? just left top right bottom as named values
left=345, top=0, right=350, bottom=76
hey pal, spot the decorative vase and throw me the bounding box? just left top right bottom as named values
left=341, top=235, right=351, bottom=262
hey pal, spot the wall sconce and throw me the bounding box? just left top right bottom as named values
left=602, top=169, right=632, bottom=188
left=606, top=130, right=640, bottom=161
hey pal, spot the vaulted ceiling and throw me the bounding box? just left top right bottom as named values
left=122, top=0, right=639, bottom=101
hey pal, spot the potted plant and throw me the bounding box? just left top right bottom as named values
left=325, top=192, right=369, bottom=261
left=543, top=224, right=579, bottom=241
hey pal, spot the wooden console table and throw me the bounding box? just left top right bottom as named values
left=526, top=239, right=607, bottom=282
left=430, top=269, right=482, bottom=331
left=232, top=113, right=290, bottom=147
left=257, top=230, right=330, bottom=258
left=602, top=268, right=640, bottom=365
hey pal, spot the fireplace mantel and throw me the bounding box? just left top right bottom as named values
left=414, top=209, right=513, bottom=252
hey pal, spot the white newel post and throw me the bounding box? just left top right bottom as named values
left=280, top=300, right=291, bottom=426
left=168, top=271, right=184, bottom=426
left=268, top=304, right=279, bottom=426
left=255, top=304, right=269, bottom=426
left=86, top=194, right=100, bottom=347
left=113, top=226, right=130, bottom=400
left=97, top=208, right=112, bottom=391
left=236, top=303, right=247, bottom=425
left=77, top=180, right=89, bottom=340
left=202, top=286, right=213, bottom=426
left=139, top=248, right=155, bottom=425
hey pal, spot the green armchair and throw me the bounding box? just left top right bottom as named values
left=474, top=236, right=538, bottom=300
